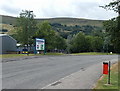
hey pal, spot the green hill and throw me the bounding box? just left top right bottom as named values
left=0, top=15, right=104, bottom=38
left=37, top=18, right=103, bottom=27
left=1, top=15, right=103, bottom=27
left=1, top=15, right=17, bottom=25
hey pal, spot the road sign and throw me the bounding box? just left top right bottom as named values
left=36, top=38, right=45, bottom=51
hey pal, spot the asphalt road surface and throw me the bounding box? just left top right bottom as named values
left=2, top=55, right=118, bottom=89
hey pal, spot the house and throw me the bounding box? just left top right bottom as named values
left=0, top=34, right=17, bottom=54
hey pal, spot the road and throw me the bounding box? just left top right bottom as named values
left=2, top=55, right=118, bottom=89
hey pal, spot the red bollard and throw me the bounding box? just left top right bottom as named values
left=103, top=61, right=111, bottom=84
left=103, top=62, right=108, bottom=75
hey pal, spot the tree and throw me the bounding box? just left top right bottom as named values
left=70, top=32, right=88, bottom=53
left=66, top=35, right=73, bottom=53
left=35, top=21, right=56, bottom=50
left=101, top=0, right=120, bottom=53
left=91, top=36, right=104, bottom=52
left=53, top=35, right=67, bottom=50
left=15, top=10, right=37, bottom=48
left=85, top=35, right=94, bottom=52
left=100, top=0, right=119, bottom=13
left=35, top=21, right=67, bottom=51
left=68, top=32, right=104, bottom=53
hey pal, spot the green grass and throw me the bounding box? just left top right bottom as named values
left=71, top=52, right=117, bottom=55
left=0, top=53, right=64, bottom=58
left=0, top=52, right=117, bottom=58
left=45, top=52, right=64, bottom=55
left=0, top=54, right=34, bottom=58
left=94, top=62, right=119, bottom=89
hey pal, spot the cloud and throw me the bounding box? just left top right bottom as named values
left=0, top=0, right=118, bottom=20
left=1, top=5, right=20, bottom=15
left=70, top=1, right=117, bottom=20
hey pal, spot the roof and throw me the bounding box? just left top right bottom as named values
left=0, top=34, right=17, bottom=42
left=0, top=34, right=7, bottom=36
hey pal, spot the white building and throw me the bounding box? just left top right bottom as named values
left=0, top=34, right=17, bottom=54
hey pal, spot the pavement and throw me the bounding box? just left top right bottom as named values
left=42, top=59, right=117, bottom=89
left=1, top=55, right=118, bottom=89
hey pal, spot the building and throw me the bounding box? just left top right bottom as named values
left=0, top=34, right=17, bottom=54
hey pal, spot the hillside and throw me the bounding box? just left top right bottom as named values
left=1, top=15, right=17, bottom=25
left=1, top=15, right=103, bottom=27
left=36, top=18, right=103, bottom=27
left=0, top=15, right=104, bottom=38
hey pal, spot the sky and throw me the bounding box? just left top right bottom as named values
left=0, top=0, right=118, bottom=20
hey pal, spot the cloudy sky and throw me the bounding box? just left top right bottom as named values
left=0, top=0, right=118, bottom=20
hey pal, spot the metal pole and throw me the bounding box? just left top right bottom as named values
left=108, top=61, right=111, bottom=84
left=34, top=38, right=37, bottom=54
left=44, top=39, right=46, bottom=55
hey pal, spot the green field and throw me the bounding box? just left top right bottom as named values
left=94, top=62, right=119, bottom=90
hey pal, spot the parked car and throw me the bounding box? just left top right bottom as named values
left=22, top=49, right=28, bottom=54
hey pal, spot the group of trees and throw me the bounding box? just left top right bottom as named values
left=51, top=23, right=103, bottom=39
left=68, top=0, right=120, bottom=53
left=13, top=10, right=104, bottom=53
left=34, top=21, right=66, bottom=50
left=12, top=0, right=120, bottom=54
left=13, top=10, right=66, bottom=51
left=66, top=32, right=104, bottom=53
left=101, top=0, right=120, bottom=53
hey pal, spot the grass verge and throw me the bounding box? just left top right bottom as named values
left=94, top=62, right=119, bottom=89
left=0, top=52, right=117, bottom=58
left=71, top=52, right=117, bottom=55
left=45, top=53, right=64, bottom=55
left=0, top=54, right=34, bottom=58
left=0, top=53, right=64, bottom=58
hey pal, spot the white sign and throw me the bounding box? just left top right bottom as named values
left=36, top=38, right=45, bottom=50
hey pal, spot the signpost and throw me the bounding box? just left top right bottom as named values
left=35, top=38, right=45, bottom=54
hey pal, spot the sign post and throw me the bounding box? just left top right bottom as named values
left=35, top=38, right=45, bottom=55
left=103, top=61, right=111, bottom=84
